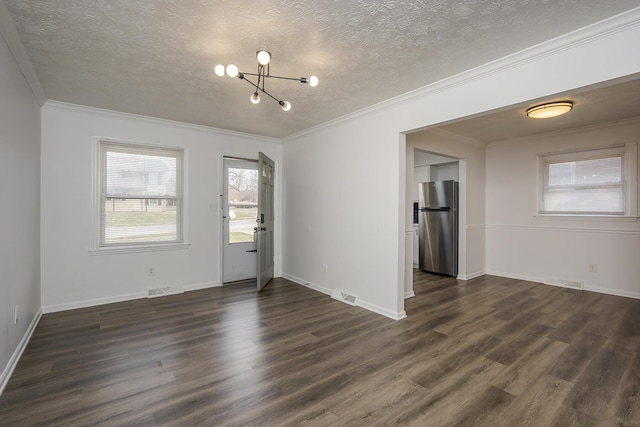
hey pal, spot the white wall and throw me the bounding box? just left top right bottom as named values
left=0, top=29, right=41, bottom=390
left=486, top=119, right=640, bottom=298
left=414, top=151, right=454, bottom=167
left=281, top=117, right=404, bottom=318
left=40, top=102, right=281, bottom=311
left=430, top=162, right=459, bottom=181
left=282, top=10, right=640, bottom=319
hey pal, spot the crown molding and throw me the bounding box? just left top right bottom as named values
left=0, top=1, right=47, bottom=105
left=420, top=128, right=487, bottom=148
left=283, top=7, right=640, bottom=142
left=487, top=116, right=640, bottom=147
left=44, top=100, right=281, bottom=144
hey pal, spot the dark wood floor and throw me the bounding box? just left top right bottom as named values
left=1, top=272, right=639, bottom=426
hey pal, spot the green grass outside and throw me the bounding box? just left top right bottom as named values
left=230, top=231, right=254, bottom=243
left=105, top=233, right=176, bottom=244
left=231, top=207, right=257, bottom=220
left=106, top=211, right=176, bottom=226
left=105, top=210, right=255, bottom=243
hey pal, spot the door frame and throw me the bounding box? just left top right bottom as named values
left=218, top=154, right=259, bottom=286
left=217, top=152, right=280, bottom=288
left=222, top=156, right=259, bottom=284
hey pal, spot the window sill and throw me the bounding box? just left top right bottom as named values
left=89, top=243, right=191, bottom=256
left=534, top=214, right=638, bottom=222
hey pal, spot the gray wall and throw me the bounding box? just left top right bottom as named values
left=0, top=25, right=42, bottom=390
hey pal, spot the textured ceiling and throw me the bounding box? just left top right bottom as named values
left=438, top=76, right=640, bottom=143
left=5, top=0, right=640, bottom=138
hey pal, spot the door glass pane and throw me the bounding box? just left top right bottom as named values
left=228, top=167, right=258, bottom=243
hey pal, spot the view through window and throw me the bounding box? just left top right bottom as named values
left=227, top=167, right=258, bottom=243
left=539, top=145, right=631, bottom=215
left=100, top=141, right=183, bottom=246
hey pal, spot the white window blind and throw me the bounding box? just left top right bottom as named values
left=539, top=145, right=626, bottom=215
left=99, top=141, right=183, bottom=246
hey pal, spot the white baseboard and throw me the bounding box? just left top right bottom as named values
left=0, top=308, right=42, bottom=396
left=282, top=273, right=407, bottom=320
left=584, top=285, right=640, bottom=300
left=485, top=270, right=543, bottom=284
left=404, top=290, right=415, bottom=299
left=184, top=281, right=221, bottom=292
left=357, top=299, right=407, bottom=320
left=486, top=270, right=640, bottom=300
left=42, top=292, right=147, bottom=314
left=457, top=270, right=486, bottom=281
left=281, top=273, right=332, bottom=296
left=42, top=280, right=223, bottom=314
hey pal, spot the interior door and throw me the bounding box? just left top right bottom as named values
left=257, top=152, right=275, bottom=291
left=222, top=158, right=258, bottom=283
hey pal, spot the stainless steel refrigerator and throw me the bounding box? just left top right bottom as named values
left=418, top=180, right=458, bottom=276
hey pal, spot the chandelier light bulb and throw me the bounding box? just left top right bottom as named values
left=309, top=75, right=319, bottom=87
left=280, top=101, right=291, bottom=112
left=214, top=64, right=225, bottom=77
left=256, top=50, right=271, bottom=66
left=250, top=92, right=260, bottom=104
left=226, top=64, right=239, bottom=78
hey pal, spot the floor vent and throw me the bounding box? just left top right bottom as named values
left=331, top=289, right=358, bottom=306
left=544, top=278, right=584, bottom=291
left=147, top=285, right=184, bottom=298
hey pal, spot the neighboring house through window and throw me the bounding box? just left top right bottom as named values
left=97, top=139, right=184, bottom=247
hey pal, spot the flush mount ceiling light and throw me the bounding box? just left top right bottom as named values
left=215, top=50, right=318, bottom=112
left=526, top=101, right=573, bottom=119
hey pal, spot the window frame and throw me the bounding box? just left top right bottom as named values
left=537, top=143, right=638, bottom=219
left=92, top=138, right=189, bottom=254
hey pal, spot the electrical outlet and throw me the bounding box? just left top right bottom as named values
left=322, top=264, right=328, bottom=274
left=148, top=267, right=155, bottom=276
left=589, top=264, right=597, bottom=273
left=14, top=305, right=19, bottom=324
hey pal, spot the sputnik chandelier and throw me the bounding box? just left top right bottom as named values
left=215, top=50, right=318, bottom=111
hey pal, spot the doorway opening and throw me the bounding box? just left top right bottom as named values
left=223, top=157, right=258, bottom=283
left=404, top=132, right=472, bottom=304
left=412, top=149, right=460, bottom=271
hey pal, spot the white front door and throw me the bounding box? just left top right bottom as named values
left=223, top=158, right=258, bottom=283
left=257, top=152, right=275, bottom=291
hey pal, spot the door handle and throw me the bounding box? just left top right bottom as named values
left=246, top=249, right=257, bottom=253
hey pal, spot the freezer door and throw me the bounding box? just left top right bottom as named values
left=419, top=180, right=455, bottom=209
left=419, top=210, right=457, bottom=276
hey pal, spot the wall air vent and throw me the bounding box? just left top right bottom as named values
left=544, top=278, right=584, bottom=291
left=147, top=285, right=184, bottom=298
left=331, top=289, right=358, bottom=306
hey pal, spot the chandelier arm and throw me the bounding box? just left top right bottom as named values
left=237, top=75, right=258, bottom=90
left=257, top=64, right=264, bottom=92
left=263, top=74, right=306, bottom=82
left=239, top=72, right=305, bottom=83
left=256, top=67, right=262, bottom=93
left=237, top=75, right=283, bottom=104
left=259, top=87, right=282, bottom=103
